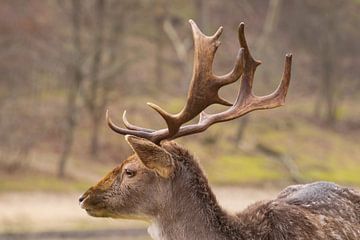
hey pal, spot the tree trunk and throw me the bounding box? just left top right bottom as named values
left=154, top=0, right=167, bottom=90
left=313, top=90, right=323, bottom=119
left=90, top=114, right=101, bottom=158
left=235, top=116, right=249, bottom=145
left=316, top=37, right=337, bottom=125
left=58, top=0, right=82, bottom=178
left=155, top=30, right=164, bottom=89
left=58, top=81, right=79, bottom=178
left=163, top=18, right=191, bottom=93
left=88, top=0, right=105, bottom=158
left=323, top=61, right=336, bottom=125
left=85, top=0, right=127, bottom=158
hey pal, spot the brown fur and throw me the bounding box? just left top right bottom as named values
left=80, top=141, right=360, bottom=240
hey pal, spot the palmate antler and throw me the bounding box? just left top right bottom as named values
left=107, top=20, right=292, bottom=144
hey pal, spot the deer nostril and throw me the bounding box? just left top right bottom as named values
left=79, top=195, right=86, bottom=203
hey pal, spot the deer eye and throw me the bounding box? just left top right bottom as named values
left=124, top=169, right=136, bottom=178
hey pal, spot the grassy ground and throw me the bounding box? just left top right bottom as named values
left=0, top=96, right=359, bottom=192
left=203, top=116, right=360, bottom=186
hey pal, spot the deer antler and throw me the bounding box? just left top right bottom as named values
left=107, top=21, right=292, bottom=144
left=148, top=20, right=244, bottom=137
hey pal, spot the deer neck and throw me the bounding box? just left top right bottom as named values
left=148, top=197, right=225, bottom=240
left=148, top=172, right=244, bottom=240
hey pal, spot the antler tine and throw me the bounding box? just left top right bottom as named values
left=215, top=23, right=247, bottom=86
left=106, top=110, right=164, bottom=142
left=215, top=48, right=244, bottom=86
left=252, top=53, right=292, bottom=107
left=122, top=110, right=155, bottom=133
left=238, top=22, right=261, bottom=97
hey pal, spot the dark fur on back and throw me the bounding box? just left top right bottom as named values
left=163, top=141, right=360, bottom=240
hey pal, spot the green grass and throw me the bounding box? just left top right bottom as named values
left=304, top=166, right=360, bottom=186
left=206, top=154, right=285, bottom=185
left=239, top=114, right=360, bottom=186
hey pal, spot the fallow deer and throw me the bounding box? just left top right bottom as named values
left=79, top=20, right=360, bottom=240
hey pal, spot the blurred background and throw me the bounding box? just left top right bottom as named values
left=0, top=0, right=359, bottom=239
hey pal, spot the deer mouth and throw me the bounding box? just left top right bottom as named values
left=85, top=207, right=109, bottom=217
left=79, top=193, right=109, bottom=217
left=81, top=200, right=109, bottom=217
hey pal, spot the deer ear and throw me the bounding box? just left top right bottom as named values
left=125, top=135, right=174, bottom=178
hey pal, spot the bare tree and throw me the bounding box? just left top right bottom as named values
left=0, top=1, right=55, bottom=173
left=162, top=0, right=208, bottom=92
left=163, top=18, right=192, bottom=91
left=58, top=0, right=83, bottom=178
left=153, top=0, right=168, bottom=90
left=83, top=0, right=106, bottom=158
left=81, top=0, right=130, bottom=158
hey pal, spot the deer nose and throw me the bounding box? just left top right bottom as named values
left=79, top=194, right=86, bottom=203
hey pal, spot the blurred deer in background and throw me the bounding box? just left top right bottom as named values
left=79, top=20, right=360, bottom=240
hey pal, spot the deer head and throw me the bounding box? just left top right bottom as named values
left=79, top=20, right=292, bottom=223
left=79, top=135, right=175, bottom=220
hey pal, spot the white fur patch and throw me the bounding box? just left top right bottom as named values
left=148, top=221, right=164, bottom=240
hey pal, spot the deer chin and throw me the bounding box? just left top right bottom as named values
left=80, top=195, right=111, bottom=218
left=85, top=208, right=111, bottom=218
left=81, top=202, right=108, bottom=218
left=82, top=204, right=118, bottom=219
left=90, top=210, right=150, bottom=221
left=82, top=199, right=149, bottom=220
left=111, top=213, right=150, bottom=221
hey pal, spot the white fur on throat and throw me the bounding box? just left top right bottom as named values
left=148, top=221, right=165, bottom=240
